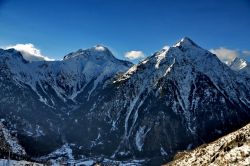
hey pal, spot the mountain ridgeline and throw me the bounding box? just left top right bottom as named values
left=0, top=38, right=249, bottom=165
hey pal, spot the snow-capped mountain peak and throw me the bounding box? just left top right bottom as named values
left=0, top=48, right=25, bottom=60
left=63, top=45, right=115, bottom=61
left=119, top=37, right=218, bottom=82
left=174, top=37, right=199, bottom=48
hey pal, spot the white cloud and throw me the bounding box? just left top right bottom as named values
left=162, top=45, right=170, bottom=50
left=94, top=45, right=106, bottom=51
left=124, top=50, right=145, bottom=60
left=243, top=50, right=250, bottom=56
left=210, top=47, right=250, bottom=65
left=210, top=47, right=239, bottom=65
left=5, top=43, right=54, bottom=61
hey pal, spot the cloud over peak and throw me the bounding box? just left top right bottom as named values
left=210, top=47, right=250, bottom=65
left=162, top=45, right=170, bottom=50
left=210, top=47, right=238, bottom=65
left=243, top=50, right=250, bottom=56
left=124, top=50, right=145, bottom=60
left=5, top=43, right=54, bottom=61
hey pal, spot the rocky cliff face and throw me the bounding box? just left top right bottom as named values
left=0, top=38, right=249, bottom=165
left=164, top=123, right=250, bottom=166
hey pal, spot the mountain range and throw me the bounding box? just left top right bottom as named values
left=0, top=37, right=249, bottom=165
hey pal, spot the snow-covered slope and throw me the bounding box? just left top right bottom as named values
left=164, top=123, right=250, bottom=166
left=0, top=121, right=26, bottom=156
left=117, top=37, right=250, bottom=108
left=0, top=45, right=132, bottom=106
left=0, top=159, right=43, bottom=166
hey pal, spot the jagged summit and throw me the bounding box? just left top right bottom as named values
left=152, top=37, right=207, bottom=67
left=119, top=37, right=223, bottom=82
left=174, top=37, right=199, bottom=48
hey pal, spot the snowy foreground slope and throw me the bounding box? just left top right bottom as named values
left=0, top=121, right=26, bottom=156
left=0, top=159, right=43, bottom=166
left=0, top=38, right=250, bottom=165
left=164, top=123, right=250, bottom=166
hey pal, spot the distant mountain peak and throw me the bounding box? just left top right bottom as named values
left=228, top=57, right=250, bottom=76
left=0, top=48, right=19, bottom=55
left=63, top=45, right=114, bottom=61
left=230, top=57, right=248, bottom=71
left=0, top=48, right=27, bottom=63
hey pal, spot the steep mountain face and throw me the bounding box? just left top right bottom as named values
left=0, top=38, right=249, bottom=165
left=164, top=123, right=250, bottom=166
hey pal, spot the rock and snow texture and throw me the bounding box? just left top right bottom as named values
left=0, top=122, right=26, bottom=155
left=0, top=159, right=43, bottom=166
left=230, top=57, right=248, bottom=71
left=164, top=123, right=250, bottom=166
left=39, top=144, right=74, bottom=161
left=135, top=126, right=150, bottom=151
left=228, top=57, right=250, bottom=76
left=55, top=158, right=145, bottom=166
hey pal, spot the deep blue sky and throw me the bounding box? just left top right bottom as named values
left=0, top=0, right=250, bottom=61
